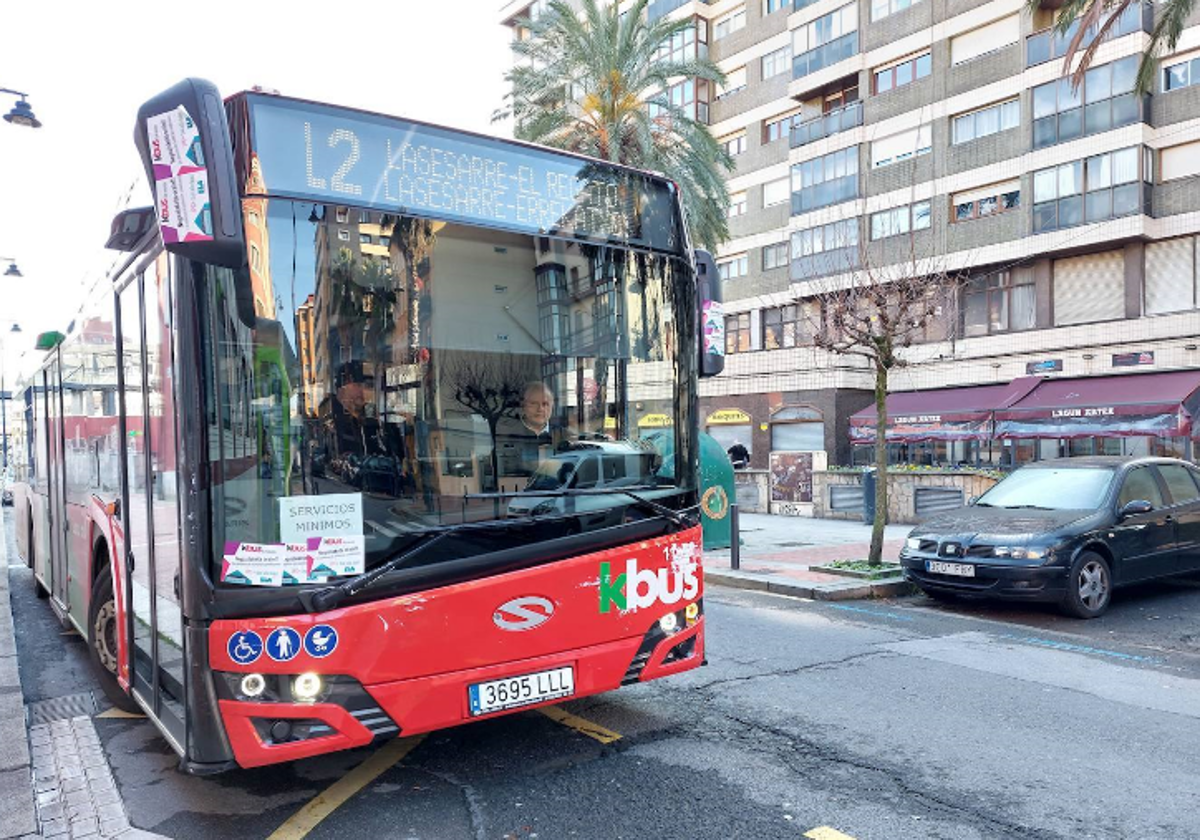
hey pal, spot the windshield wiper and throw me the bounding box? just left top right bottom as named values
left=303, top=489, right=694, bottom=612
left=1006, top=504, right=1054, bottom=510
left=467, top=485, right=695, bottom=527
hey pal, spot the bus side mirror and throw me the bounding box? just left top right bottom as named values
left=694, top=249, right=725, bottom=379
left=133, top=78, right=245, bottom=270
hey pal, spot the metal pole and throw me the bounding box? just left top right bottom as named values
left=729, top=501, right=740, bottom=570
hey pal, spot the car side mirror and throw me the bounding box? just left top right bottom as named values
left=966, top=496, right=979, bottom=506
left=1119, top=499, right=1154, bottom=518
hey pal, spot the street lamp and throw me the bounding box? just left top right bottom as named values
left=1, top=88, right=41, bottom=129
left=1, top=256, right=21, bottom=278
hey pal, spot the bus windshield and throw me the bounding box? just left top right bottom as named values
left=199, top=201, right=695, bottom=587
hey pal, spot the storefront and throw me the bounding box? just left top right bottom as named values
left=850, top=371, right=1200, bottom=467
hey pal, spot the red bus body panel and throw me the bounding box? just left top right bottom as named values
left=211, top=526, right=705, bottom=768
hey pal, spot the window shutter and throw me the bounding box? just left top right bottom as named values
left=1145, top=236, right=1196, bottom=314
left=951, top=15, right=1020, bottom=65
left=1053, top=250, right=1125, bottom=326
left=1162, top=141, right=1200, bottom=181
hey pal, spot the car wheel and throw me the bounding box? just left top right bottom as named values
left=1060, top=551, right=1112, bottom=619
left=87, top=570, right=141, bottom=713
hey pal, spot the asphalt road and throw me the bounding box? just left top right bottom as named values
left=6, top=515, right=1200, bottom=840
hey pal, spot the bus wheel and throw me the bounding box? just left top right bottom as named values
left=87, top=571, right=140, bottom=713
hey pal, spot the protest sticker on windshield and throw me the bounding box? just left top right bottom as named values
left=278, top=493, right=364, bottom=543
left=306, top=536, right=366, bottom=579
left=221, top=542, right=285, bottom=586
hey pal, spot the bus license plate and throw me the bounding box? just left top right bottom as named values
left=468, top=666, right=575, bottom=716
left=926, top=560, right=975, bottom=577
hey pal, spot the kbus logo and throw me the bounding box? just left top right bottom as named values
left=599, top=560, right=699, bottom=613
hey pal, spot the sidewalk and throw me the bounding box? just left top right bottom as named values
left=702, top=513, right=915, bottom=601
left=0, top=511, right=37, bottom=839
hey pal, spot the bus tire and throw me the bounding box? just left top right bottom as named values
left=87, top=570, right=141, bottom=713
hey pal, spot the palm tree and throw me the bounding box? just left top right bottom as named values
left=496, top=0, right=734, bottom=250
left=1039, top=0, right=1194, bottom=91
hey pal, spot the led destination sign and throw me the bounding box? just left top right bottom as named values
left=246, top=97, right=682, bottom=252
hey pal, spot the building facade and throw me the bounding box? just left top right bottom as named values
left=499, top=0, right=1200, bottom=483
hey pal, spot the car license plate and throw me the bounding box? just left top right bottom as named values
left=926, top=560, right=975, bottom=577
left=468, top=666, right=575, bottom=716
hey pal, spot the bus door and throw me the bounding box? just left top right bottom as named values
left=118, top=265, right=185, bottom=744
left=43, top=359, right=70, bottom=608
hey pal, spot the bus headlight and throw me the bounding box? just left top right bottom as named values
left=658, top=613, right=678, bottom=633
left=292, top=673, right=323, bottom=701
left=685, top=602, right=699, bottom=622
left=240, top=673, right=266, bottom=698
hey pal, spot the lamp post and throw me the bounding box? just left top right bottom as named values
left=0, top=323, right=21, bottom=475
left=1, top=88, right=41, bottom=129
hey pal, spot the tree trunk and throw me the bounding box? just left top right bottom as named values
left=869, top=364, right=889, bottom=567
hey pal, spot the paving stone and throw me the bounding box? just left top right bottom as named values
left=69, top=815, right=99, bottom=834
left=41, top=817, right=69, bottom=838
left=65, top=788, right=92, bottom=808
left=0, top=767, right=37, bottom=838
left=95, top=804, right=125, bottom=824
left=39, top=800, right=66, bottom=821
left=89, top=788, right=120, bottom=808
left=61, top=774, right=87, bottom=792
left=99, top=820, right=128, bottom=838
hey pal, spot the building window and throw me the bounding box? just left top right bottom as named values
left=791, top=146, right=859, bottom=213
left=714, top=7, right=746, bottom=39
left=763, top=177, right=790, bottom=207
left=792, top=4, right=859, bottom=79
left=870, top=125, right=931, bottom=168
left=763, top=242, right=789, bottom=270
left=338, top=229, right=350, bottom=241
left=656, top=23, right=700, bottom=64
left=765, top=0, right=788, bottom=12
left=722, top=133, right=747, bottom=156
left=873, top=52, right=931, bottom=94
left=952, top=181, right=1020, bottom=222
left=763, top=302, right=818, bottom=349
left=1032, top=56, right=1140, bottom=149
left=1164, top=52, right=1200, bottom=91
left=335, top=207, right=349, bottom=223
left=1032, top=146, right=1146, bottom=233
left=379, top=236, right=391, bottom=248
left=952, top=99, right=1020, bottom=144
left=718, top=254, right=749, bottom=280
left=792, top=219, right=859, bottom=268
left=950, top=15, right=1020, bottom=65
left=725, top=312, right=751, bottom=353
left=717, top=66, right=747, bottom=99
left=727, top=192, right=748, bottom=217
left=1161, top=140, right=1200, bottom=182
left=962, top=268, right=1036, bottom=336
left=764, top=112, right=799, bottom=143
left=359, top=210, right=371, bottom=224
left=359, top=233, right=373, bottom=244
left=871, top=0, right=924, bottom=21
left=870, top=202, right=931, bottom=240
left=762, top=45, right=791, bottom=79
left=249, top=243, right=262, bottom=273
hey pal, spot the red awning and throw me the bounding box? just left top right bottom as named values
left=994, top=370, right=1200, bottom=439
left=850, top=377, right=1040, bottom=443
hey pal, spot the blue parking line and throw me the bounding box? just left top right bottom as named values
left=827, top=604, right=915, bottom=622
left=997, top=633, right=1164, bottom=664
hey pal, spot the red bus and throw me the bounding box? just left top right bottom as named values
left=9, top=79, right=724, bottom=771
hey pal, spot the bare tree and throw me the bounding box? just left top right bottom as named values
left=443, top=353, right=532, bottom=493
left=807, top=228, right=965, bottom=566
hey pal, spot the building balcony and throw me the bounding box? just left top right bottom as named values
left=790, top=101, right=863, bottom=149
left=648, top=0, right=710, bottom=21
left=793, top=33, right=859, bottom=83
left=790, top=247, right=861, bottom=283
left=1026, top=3, right=1150, bottom=68
left=791, top=175, right=858, bottom=214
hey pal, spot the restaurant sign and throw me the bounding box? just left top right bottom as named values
left=707, top=409, right=751, bottom=425
left=1113, top=351, right=1154, bottom=367
left=1026, top=359, right=1062, bottom=374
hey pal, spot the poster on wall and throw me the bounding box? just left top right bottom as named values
left=769, top=452, right=814, bottom=503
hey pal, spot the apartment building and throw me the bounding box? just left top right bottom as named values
left=500, top=0, right=1200, bottom=493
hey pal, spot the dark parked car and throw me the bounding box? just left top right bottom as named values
left=356, top=455, right=405, bottom=496
left=901, top=457, right=1200, bottom=618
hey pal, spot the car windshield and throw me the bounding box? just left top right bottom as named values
left=197, top=201, right=695, bottom=585
left=977, top=467, right=1116, bottom=510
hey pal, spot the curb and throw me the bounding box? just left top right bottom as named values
left=706, top=569, right=914, bottom=602
left=0, top=510, right=38, bottom=839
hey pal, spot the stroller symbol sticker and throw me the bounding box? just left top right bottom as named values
left=304, top=625, right=339, bottom=659
left=227, top=631, right=263, bottom=665
left=266, top=627, right=301, bottom=662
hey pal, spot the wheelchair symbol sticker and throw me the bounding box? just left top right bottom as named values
left=227, top=631, right=263, bottom=665
left=304, top=624, right=339, bottom=659
left=266, top=627, right=302, bottom=662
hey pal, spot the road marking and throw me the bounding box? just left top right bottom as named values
left=95, top=708, right=145, bottom=719
left=538, top=705, right=623, bottom=744
left=804, top=827, right=857, bottom=840
left=266, top=735, right=426, bottom=840
left=366, top=519, right=398, bottom=538
left=996, top=633, right=1164, bottom=664
left=828, top=603, right=914, bottom=622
